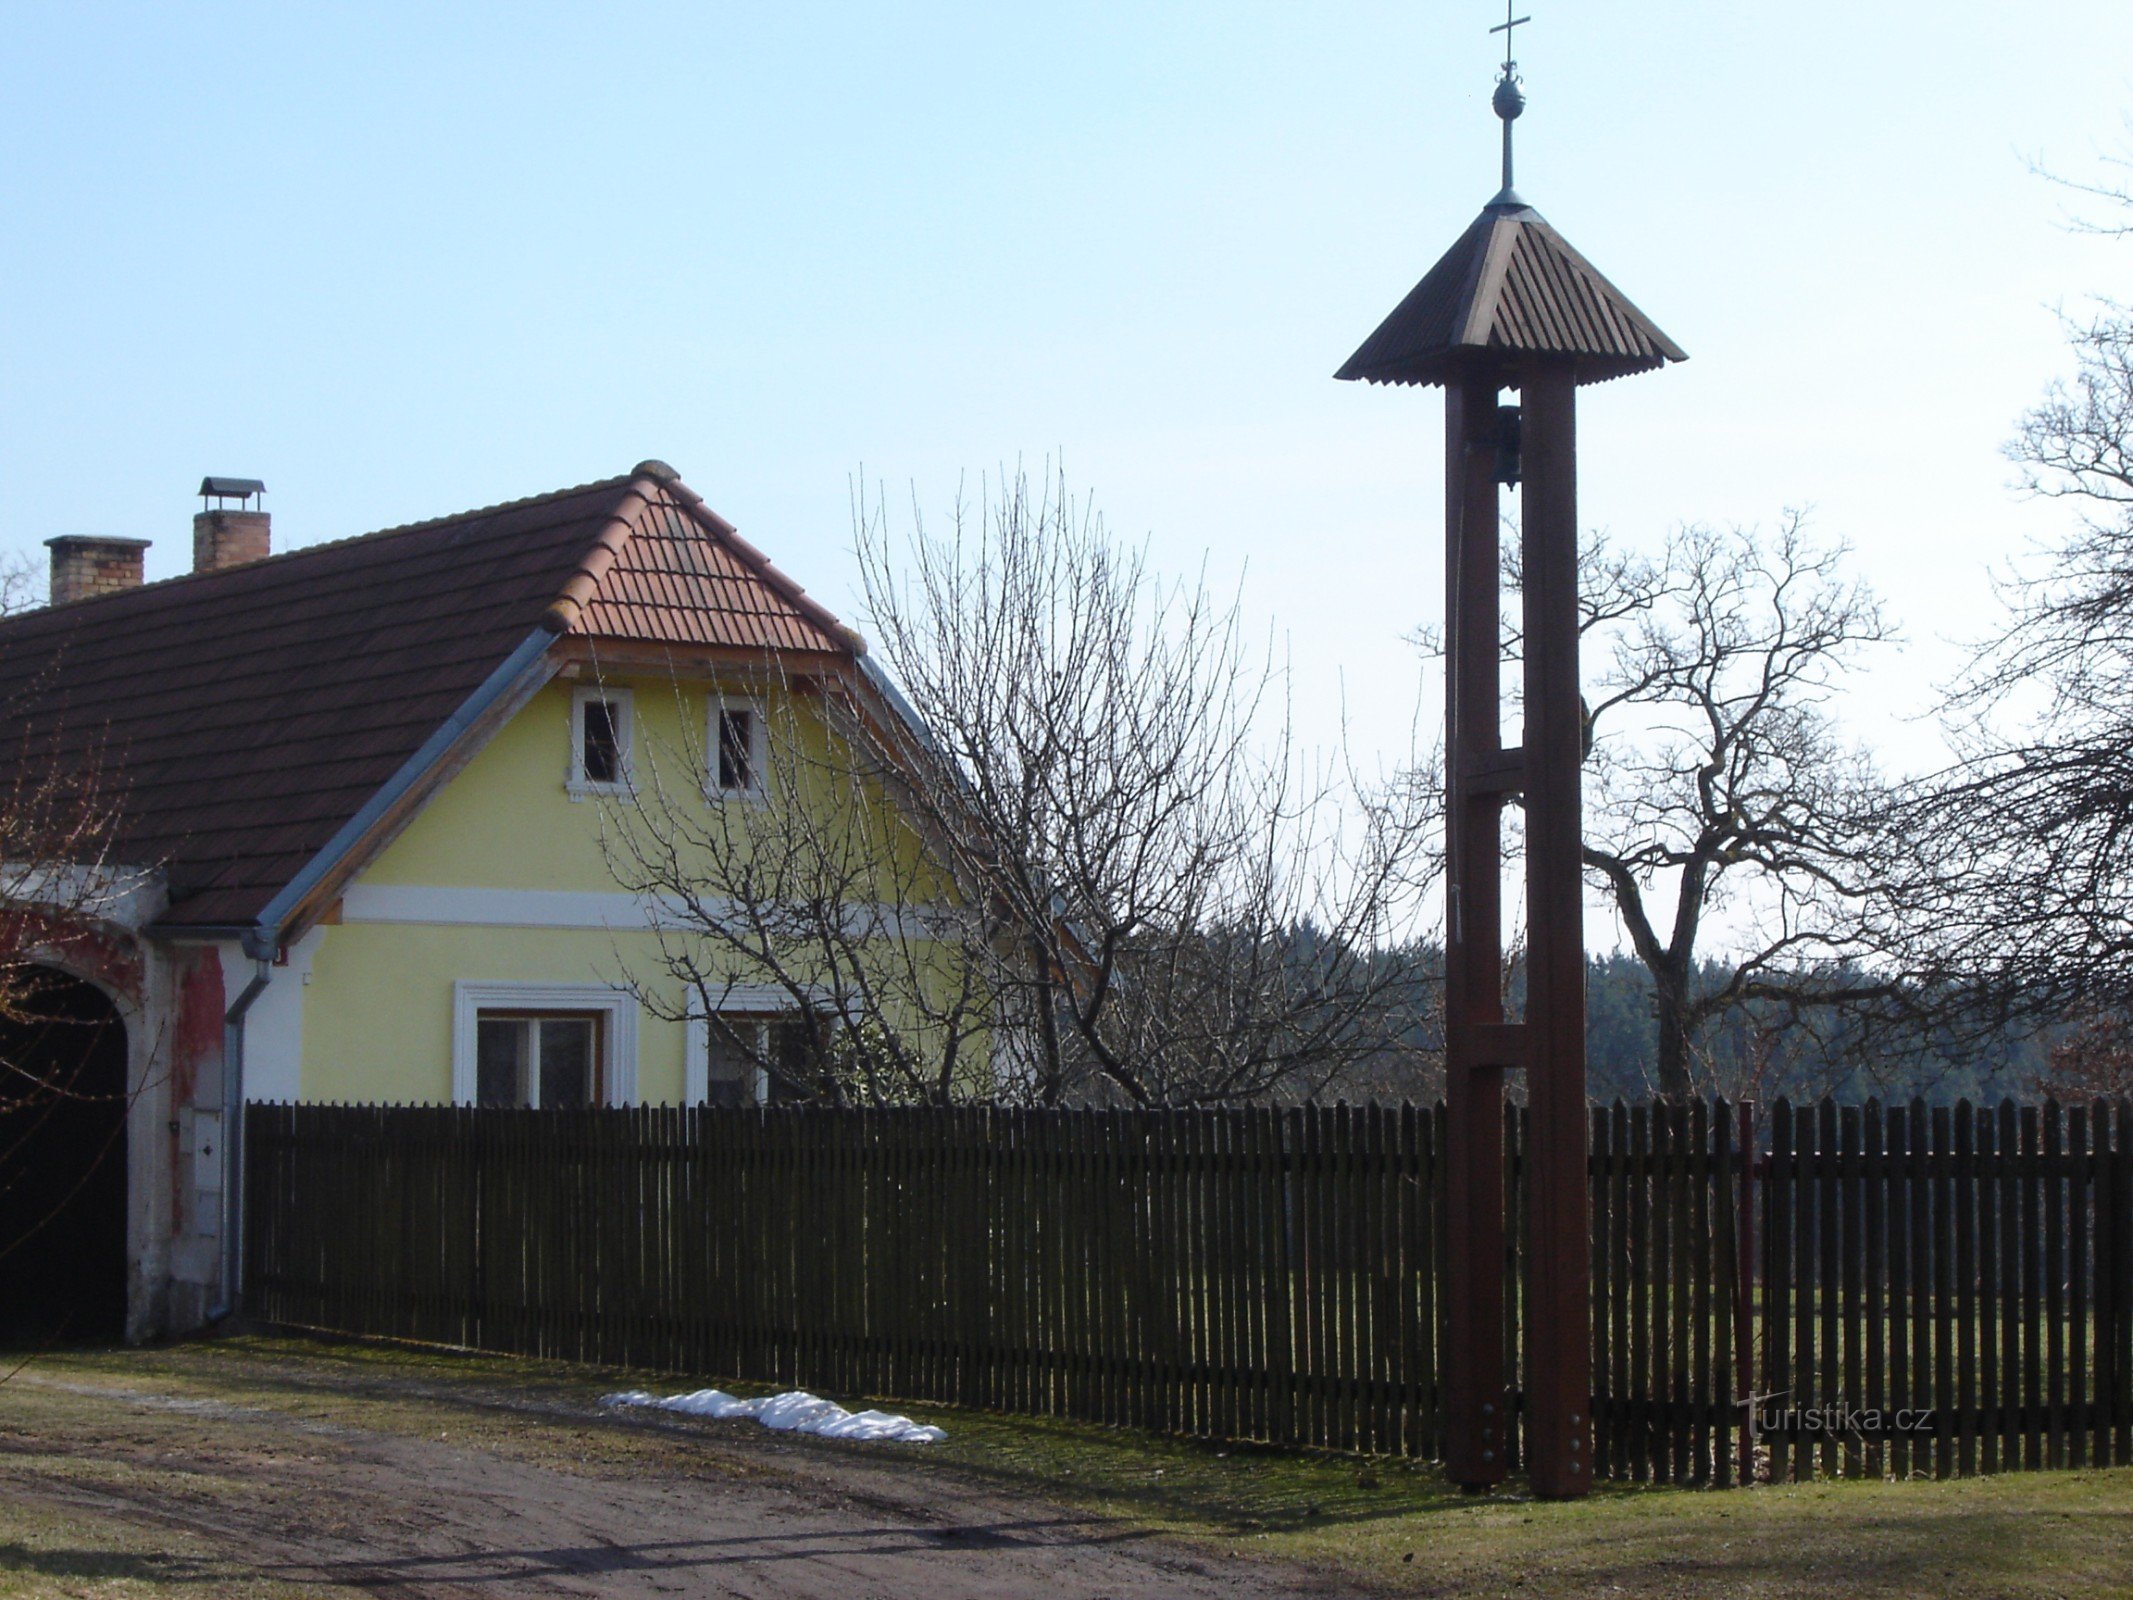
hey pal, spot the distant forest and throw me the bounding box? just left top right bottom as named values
left=1577, top=951, right=2049, bottom=1106
left=1327, top=945, right=2052, bottom=1108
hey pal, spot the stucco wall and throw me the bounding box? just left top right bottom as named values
left=298, top=921, right=688, bottom=1103
left=359, top=679, right=639, bottom=894
left=288, top=674, right=963, bottom=1106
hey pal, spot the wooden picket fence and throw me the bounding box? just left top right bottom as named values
left=1578, top=1099, right=2133, bottom=1484
left=244, top=1097, right=2133, bottom=1483
left=246, top=1104, right=1455, bottom=1457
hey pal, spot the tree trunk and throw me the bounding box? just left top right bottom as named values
left=1029, top=939, right=1065, bottom=1105
left=1653, top=974, right=1694, bottom=1099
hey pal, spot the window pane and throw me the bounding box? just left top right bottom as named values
left=582, top=699, right=622, bottom=784
left=766, top=1018, right=815, bottom=1105
left=539, top=1018, right=598, bottom=1108
left=705, top=1018, right=758, bottom=1107
left=717, top=709, right=754, bottom=791
left=476, top=1019, right=529, bottom=1107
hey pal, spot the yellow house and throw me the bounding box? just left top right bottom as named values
left=0, top=461, right=972, bottom=1338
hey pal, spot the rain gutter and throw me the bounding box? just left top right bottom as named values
left=208, top=956, right=271, bottom=1323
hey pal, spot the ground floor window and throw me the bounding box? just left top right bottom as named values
left=452, top=982, right=638, bottom=1107
left=475, top=1013, right=603, bottom=1108
left=686, top=985, right=828, bottom=1106
left=702, top=1014, right=817, bottom=1107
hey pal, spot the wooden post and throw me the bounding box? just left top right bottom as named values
left=1442, top=370, right=1511, bottom=1488
left=1737, top=1099, right=1759, bottom=1486
left=1520, top=363, right=1592, bottom=1497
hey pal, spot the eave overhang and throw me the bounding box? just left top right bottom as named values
left=1336, top=199, right=1686, bottom=389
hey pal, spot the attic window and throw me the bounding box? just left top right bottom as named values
left=712, top=697, right=766, bottom=799
left=570, top=686, right=633, bottom=796
left=584, top=702, right=623, bottom=781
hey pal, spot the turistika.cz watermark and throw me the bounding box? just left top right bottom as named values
left=1747, top=1396, right=1937, bottom=1438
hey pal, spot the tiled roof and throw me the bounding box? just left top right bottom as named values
left=561, top=482, right=862, bottom=655
left=1336, top=199, right=1686, bottom=388
left=0, top=463, right=860, bottom=932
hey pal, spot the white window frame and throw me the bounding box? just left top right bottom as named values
left=452, top=981, right=638, bottom=1106
left=707, top=693, right=768, bottom=802
left=684, top=983, right=822, bottom=1105
left=470, top=1015, right=601, bottom=1109
left=569, top=685, right=635, bottom=798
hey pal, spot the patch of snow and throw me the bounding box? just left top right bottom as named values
left=602, top=1386, right=946, bottom=1444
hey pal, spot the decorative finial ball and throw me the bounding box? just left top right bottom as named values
left=1493, top=72, right=1525, bottom=121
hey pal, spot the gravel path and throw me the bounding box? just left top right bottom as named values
left=0, top=1361, right=1368, bottom=1599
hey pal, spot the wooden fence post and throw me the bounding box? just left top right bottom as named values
left=1735, top=1099, right=1757, bottom=1486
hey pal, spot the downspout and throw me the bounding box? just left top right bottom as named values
left=202, top=625, right=559, bottom=1325
left=209, top=950, right=272, bottom=1323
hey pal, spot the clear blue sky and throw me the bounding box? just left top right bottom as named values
left=2, top=1, right=2126, bottom=777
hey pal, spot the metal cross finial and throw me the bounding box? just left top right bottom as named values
left=1488, top=1, right=1530, bottom=203
left=1489, top=0, right=1529, bottom=79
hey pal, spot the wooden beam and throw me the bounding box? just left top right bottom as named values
left=1520, top=362, right=1593, bottom=1499
left=1461, top=746, right=1526, bottom=798
left=1454, top=1021, right=1530, bottom=1070
left=1442, top=371, right=1510, bottom=1490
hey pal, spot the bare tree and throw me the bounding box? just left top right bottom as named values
left=1565, top=518, right=1908, bottom=1098
left=1872, top=141, right=2133, bottom=1036
left=2032, top=1010, right=2133, bottom=1098
left=597, top=664, right=1008, bottom=1105
left=0, top=638, right=139, bottom=1334
left=3, top=552, right=133, bottom=1004
left=847, top=467, right=1444, bottom=1106
left=2030, top=116, right=2133, bottom=237
left=0, top=550, right=38, bottom=618
left=593, top=474, right=1441, bottom=1107
left=1886, top=295, right=2133, bottom=1028
left=1, top=630, right=132, bottom=1035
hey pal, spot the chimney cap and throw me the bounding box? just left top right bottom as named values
left=199, top=476, right=266, bottom=507
left=44, top=534, right=152, bottom=550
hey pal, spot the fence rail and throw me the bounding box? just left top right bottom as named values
left=245, top=1097, right=2133, bottom=1482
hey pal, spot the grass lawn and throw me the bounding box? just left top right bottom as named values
left=2, top=1333, right=2128, bottom=1598
left=0, top=1499, right=324, bottom=1600
left=911, top=1403, right=2133, bottom=1597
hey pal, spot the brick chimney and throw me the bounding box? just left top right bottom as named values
left=46, top=536, right=151, bottom=606
left=193, top=508, right=271, bottom=572
left=193, top=476, right=269, bottom=573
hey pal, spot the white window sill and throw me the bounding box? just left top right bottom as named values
left=566, top=780, right=635, bottom=802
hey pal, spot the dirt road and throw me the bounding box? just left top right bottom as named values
left=0, top=1343, right=1366, bottom=1599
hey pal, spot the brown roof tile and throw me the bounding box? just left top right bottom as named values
left=0, top=464, right=862, bottom=933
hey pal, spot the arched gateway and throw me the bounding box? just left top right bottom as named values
left=0, top=966, right=130, bottom=1344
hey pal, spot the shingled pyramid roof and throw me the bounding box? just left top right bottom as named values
left=1336, top=197, right=1686, bottom=388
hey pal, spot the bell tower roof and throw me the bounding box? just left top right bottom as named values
left=1337, top=4, right=1684, bottom=389
left=1335, top=198, right=1687, bottom=388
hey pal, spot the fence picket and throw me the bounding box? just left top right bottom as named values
left=2070, top=1103, right=2092, bottom=1470
left=239, top=1095, right=2133, bottom=1486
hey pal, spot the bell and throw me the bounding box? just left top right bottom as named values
left=1493, top=404, right=1523, bottom=487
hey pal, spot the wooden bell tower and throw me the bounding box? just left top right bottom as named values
left=1335, top=14, right=1684, bottom=1499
